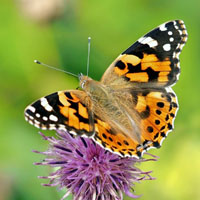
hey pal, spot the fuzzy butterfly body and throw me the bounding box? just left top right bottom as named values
left=25, top=20, right=187, bottom=158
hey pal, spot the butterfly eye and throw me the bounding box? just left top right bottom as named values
left=81, top=80, right=87, bottom=88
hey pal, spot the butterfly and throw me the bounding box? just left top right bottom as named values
left=24, top=20, right=187, bottom=158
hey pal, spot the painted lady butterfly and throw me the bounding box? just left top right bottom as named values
left=25, top=20, right=187, bottom=158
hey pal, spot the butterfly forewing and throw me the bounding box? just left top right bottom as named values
left=25, top=90, right=94, bottom=136
left=101, top=20, right=187, bottom=88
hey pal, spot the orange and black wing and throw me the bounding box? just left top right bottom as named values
left=92, top=88, right=178, bottom=158
left=24, top=90, right=94, bottom=137
left=101, top=20, right=187, bottom=88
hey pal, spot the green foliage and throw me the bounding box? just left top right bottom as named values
left=0, top=0, right=199, bottom=199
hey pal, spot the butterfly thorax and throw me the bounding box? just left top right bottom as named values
left=80, top=75, right=141, bottom=143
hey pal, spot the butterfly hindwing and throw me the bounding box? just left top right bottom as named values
left=135, top=88, right=178, bottom=152
left=101, top=20, right=187, bottom=87
left=91, top=87, right=178, bottom=158
left=93, top=118, right=139, bottom=157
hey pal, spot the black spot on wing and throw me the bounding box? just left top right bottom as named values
left=145, top=67, right=159, bottom=81
left=115, top=60, right=126, bottom=70
left=136, top=151, right=142, bottom=158
left=153, top=141, right=161, bottom=148
left=117, top=141, right=122, bottom=146
left=147, top=126, right=154, bottom=133
left=64, top=92, right=74, bottom=100
left=165, top=94, right=172, bottom=102
left=168, top=123, right=173, bottom=130
left=155, top=119, right=160, bottom=125
left=156, top=110, right=162, bottom=115
left=131, top=91, right=138, bottom=105
left=123, top=140, right=129, bottom=145
left=157, top=102, right=164, bottom=108
left=126, top=63, right=159, bottom=82
left=172, top=102, right=178, bottom=108
left=109, top=137, right=113, bottom=142
left=140, top=106, right=150, bottom=119
left=161, top=132, right=166, bottom=137
left=170, top=113, right=175, bottom=117
left=154, top=132, right=159, bottom=140
left=45, top=92, right=63, bottom=108
left=127, top=63, right=142, bottom=73
left=102, top=133, right=107, bottom=139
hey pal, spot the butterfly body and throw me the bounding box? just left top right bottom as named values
left=25, top=20, right=187, bottom=158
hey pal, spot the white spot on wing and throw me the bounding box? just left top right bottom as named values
left=36, top=113, right=40, bottom=118
left=27, top=106, right=36, bottom=113
left=29, top=116, right=34, bottom=120
left=169, top=37, right=174, bottom=42
left=58, top=124, right=66, bottom=131
left=159, top=23, right=167, bottom=31
left=148, top=40, right=158, bottom=48
left=138, top=36, right=158, bottom=48
left=168, top=31, right=173, bottom=35
left=178, top=30, right=182, bottom=35
left=34, top=120, right=40, bottom=124
left=41, top=126, right=47, bottom=130
left=49, top=124, right=56, bottom=130
left=42, top=116, right=48, bottom=121
left=163, top=43, right=171, bottom=51
left=140, top=37, right=152, bottom=44
left=34, top=124, right=40, bottom=128
left=49, top=114, right=58, bottom=122
left=41, top=97, right=53, bottom=111
left=138, top=37, right=145, bottom=43
left=69, top=131, right=76, bottom=135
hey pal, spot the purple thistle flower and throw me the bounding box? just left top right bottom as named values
left=34, top=131, right=157, bottom=200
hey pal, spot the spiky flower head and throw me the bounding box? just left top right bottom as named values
left=34, top=131, right=156, bottom=200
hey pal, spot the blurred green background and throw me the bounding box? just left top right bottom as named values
left=0, top=0, right=199, bottom=199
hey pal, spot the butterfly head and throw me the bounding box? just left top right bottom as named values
left=79, top=73, right=102, bottom=98
left=79, top=73, right=92, bottom=90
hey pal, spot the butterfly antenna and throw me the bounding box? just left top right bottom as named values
left=86, top=37, right=91, bottom=76
left=34, top=60, right=78, bottom=78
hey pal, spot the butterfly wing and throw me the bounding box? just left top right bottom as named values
left=25, top=90, right=95, bottom=136
left=101, top=20, right=187, bottom=88
left=93, top=88, right=178, bottom=157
